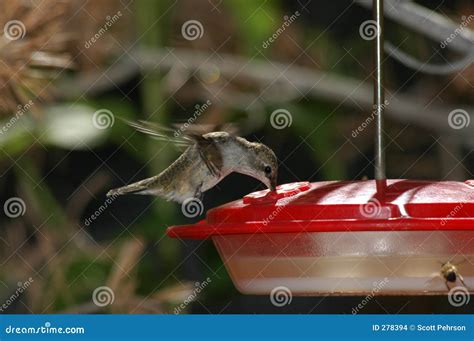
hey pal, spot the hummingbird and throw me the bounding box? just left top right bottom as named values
left=106, top=121, right=278, bottom=203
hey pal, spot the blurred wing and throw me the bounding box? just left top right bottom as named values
left=123, top=119, right=191, bottom=149
left=123, top=119, right=224, bottom=176
left=171, top=122, right=239, bottom=136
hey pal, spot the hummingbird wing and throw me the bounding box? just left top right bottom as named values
left=172, top=122, right=238, bottom=136
left=122, top=119, right=191, bottom=149
left=190, top=134, right=224, bottom=177
left=172, top=124, right=226, bottom=177
left=123, top=119, right=224, bottom=177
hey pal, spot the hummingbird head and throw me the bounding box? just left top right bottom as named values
left=246, top=142, right=278, bottom=191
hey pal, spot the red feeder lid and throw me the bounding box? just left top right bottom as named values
left=166, top=180, right=474, bottom=239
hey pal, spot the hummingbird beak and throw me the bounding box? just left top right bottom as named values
left=270, top=177, right=277, bottom=191
left=260, top=176, right=276, bottom=192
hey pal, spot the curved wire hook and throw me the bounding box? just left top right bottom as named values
left=385, top=41, right=474, bottom=75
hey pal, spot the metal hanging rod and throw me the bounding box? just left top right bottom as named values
left=373, top=0, right=386, bottom=181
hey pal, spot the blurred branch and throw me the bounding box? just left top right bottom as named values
left=65, top=171, right=111, bottom=221
left=57, top=55, right=140, bottom=98
left=357, top=0, right=474, bottom=74
left=356, top=0, right=474, bottom=54
left=106, top=237, right=144, bottom=313
left=58, top=47, right=474, bottom=144
left=136, top=48, right=474, bottom=143
left=385, top=41, right=474, bottom=75
left=107, top=237, right=144, bottom=294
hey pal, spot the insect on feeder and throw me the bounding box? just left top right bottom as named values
left=166, top=0, right=474, bottom=295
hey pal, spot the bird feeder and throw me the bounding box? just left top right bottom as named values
left=166, top=0, right=474, bottom=295
left=168, top=180, right=474, bottom=295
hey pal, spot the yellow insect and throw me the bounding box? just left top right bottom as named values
left=440, top=261, right=466, bottom=290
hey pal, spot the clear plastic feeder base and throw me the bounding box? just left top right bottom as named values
left=213, top=231, right=474, bottom=295
left=167, top=180, right=474, bottom=296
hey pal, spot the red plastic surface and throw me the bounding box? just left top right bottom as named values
left=167, top=180, right=474, bottom=239
left=242, top=181, right=311, bottom=204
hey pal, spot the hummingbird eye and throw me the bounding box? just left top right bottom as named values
left=264, top=166, right=272, bottom=175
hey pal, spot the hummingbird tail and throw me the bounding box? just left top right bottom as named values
left=106, top=177, right=160, bottom=197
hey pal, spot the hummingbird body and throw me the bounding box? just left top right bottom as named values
left=107, top=131, right=278, bottom=203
